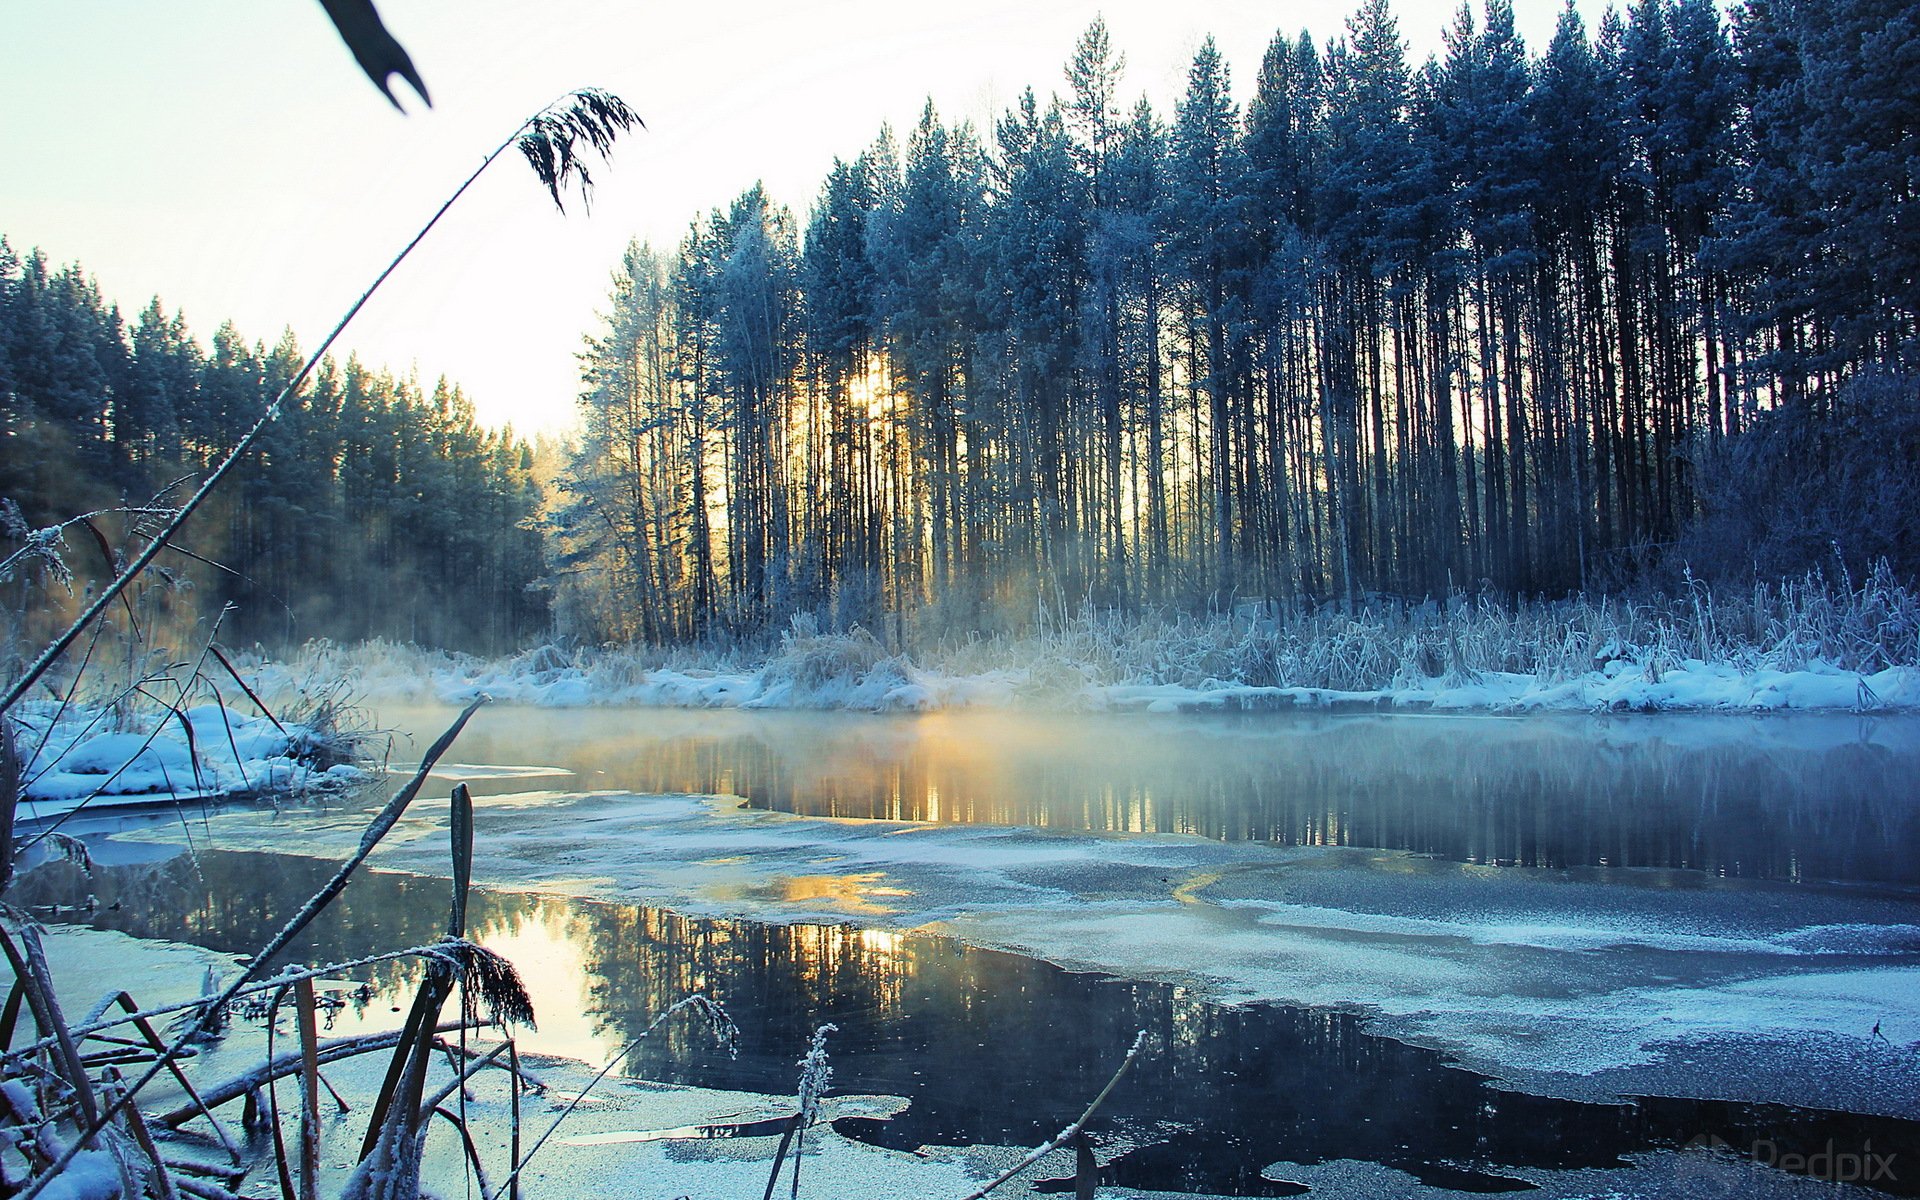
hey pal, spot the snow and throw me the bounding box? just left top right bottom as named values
left=46, top=731, right=196, bottom=775
left=271, top=642, right=1920, bottom=715
left=29, top=1151, right=122, bottom=1200
left=7, top=701, right=365, bottom=819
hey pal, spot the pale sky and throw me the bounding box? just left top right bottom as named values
left=1, top=1, right=1607, bottom=436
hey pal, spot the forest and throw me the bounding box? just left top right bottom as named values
left=554, top=0, right=1917, bottom=645
left=1, top=8, right=1917, bottom=1198
left=4, top=0, right=1916, bottom=658
left=0, top=238, right=549, bottom=653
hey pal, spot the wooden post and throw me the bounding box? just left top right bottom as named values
left=295, top=977, right=322, bottom=1200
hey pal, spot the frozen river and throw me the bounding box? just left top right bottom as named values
left=36, top=705, right=1920, bottom=1196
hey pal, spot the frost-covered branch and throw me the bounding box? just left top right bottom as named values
left=152, top=1022, right=492, bottom=1128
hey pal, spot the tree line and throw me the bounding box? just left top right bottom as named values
left=0, top=238, right=548, bottom=653
left=558, top=0, right=1917, bottom=644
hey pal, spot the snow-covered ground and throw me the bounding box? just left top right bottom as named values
left=265, top=642, right=1920, bottom=715
left=256, top=579, right=1920, bottom=714
left=535, top=655, right=1920, bottom=713
left=7, top=701, right=366, bottom=819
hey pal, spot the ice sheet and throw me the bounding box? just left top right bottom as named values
left=128, top=782, right=1920, bottom=1119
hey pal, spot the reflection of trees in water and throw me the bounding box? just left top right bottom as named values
left=489, top=712, right=1913, bottom=882
left=13, top=851, right=534, bottom=1005
left=580, top=907, right=910, bottom=1074
left=563, top=889, right=1920, bottom=1196
left=560, top=896, right=1574, bottom=1180
left=20, top=849, right=1917, bottom=1193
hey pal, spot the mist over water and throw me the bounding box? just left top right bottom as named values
left=26, top=705, right=1918, bottom=1196
left=384, top=705, right=1920, bottom=886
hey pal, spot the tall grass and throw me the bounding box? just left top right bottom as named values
left=920, top=563, right=1918, bottom=692
left=294, top=564, right=1918, bottom=709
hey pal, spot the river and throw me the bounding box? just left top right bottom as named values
left=27, top=705, right=1920, bottom=1196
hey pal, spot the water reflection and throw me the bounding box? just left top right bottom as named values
left=387, top=706, right=1920, bottom=886
left=19, top=850, right=1918, bottom=1196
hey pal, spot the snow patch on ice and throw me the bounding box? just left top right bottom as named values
left=127, top=784, right=1920, bottom=1116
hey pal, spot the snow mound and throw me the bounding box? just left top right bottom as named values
left=9, top=702, right=366, bottom=818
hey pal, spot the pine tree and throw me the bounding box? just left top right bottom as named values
left=1168, top=38, right=1245, bottom=598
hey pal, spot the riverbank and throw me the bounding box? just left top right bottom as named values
left=8, top=701, right=369, bottom=819
left=15, top=577, right=1914, bottom=819
left=259, top=575, right=1920, bottom=715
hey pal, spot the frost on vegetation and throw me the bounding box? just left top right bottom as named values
left=754, top=619, right=908, bottom=708
left=794, top=1022, right=837, bottom=1128
left=8, top=697, right=370, bottom=816
left=271, top=567, right=1920, bottom=716
left=0, top=499, right=75, bottom=592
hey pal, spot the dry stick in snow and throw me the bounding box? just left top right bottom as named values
left=0, top=924, right=99, bottom=1130
left=344, top=781, right=494, bottom=1200
left=152, top=1022, right=498, bottom=1129
left=6, top=942, right=529, bottom=1072
left=296, top=978, right=323, bottom=1200
left=77, top=991, right=240, bottom=1162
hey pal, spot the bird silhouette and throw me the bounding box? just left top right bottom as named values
left=317, top=0, right=430, bottom=111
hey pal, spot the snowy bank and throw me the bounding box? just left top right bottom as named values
left=7, top=702, right=367, bottom=820
left=260, top=576, right=1920, bottom=715
left=274, top=642, right=1920, bottom=716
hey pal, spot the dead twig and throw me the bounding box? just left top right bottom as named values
left=957, top=1030, right=1149, bottom=1200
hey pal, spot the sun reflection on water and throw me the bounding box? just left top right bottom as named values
left=472, top=902, right=605, bottom=1066
left=776, top=872, right=912, bottom=915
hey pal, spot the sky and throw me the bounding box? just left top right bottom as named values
left=2, top=1, right=1607, bottom=436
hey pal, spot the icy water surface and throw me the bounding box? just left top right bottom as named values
left=381, top=705, right=1920, bottom=883
left=37, top=706, right=1920, bottom=1196
left=17, top=850, right=1920, bottom=1197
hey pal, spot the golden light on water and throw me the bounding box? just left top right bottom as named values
left=858, top=927, right=906, bottom=957
left=476, top=903, right=608, bottom=1065
left=777, top=871, right=912, bottom=916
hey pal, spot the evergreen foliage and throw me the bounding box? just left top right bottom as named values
left=0, top=240, right=548, bottom=653
left=558, top=0, right=1917, bottom=643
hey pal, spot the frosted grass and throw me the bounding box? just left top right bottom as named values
left=260, top=566, right=1919, bottom=714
